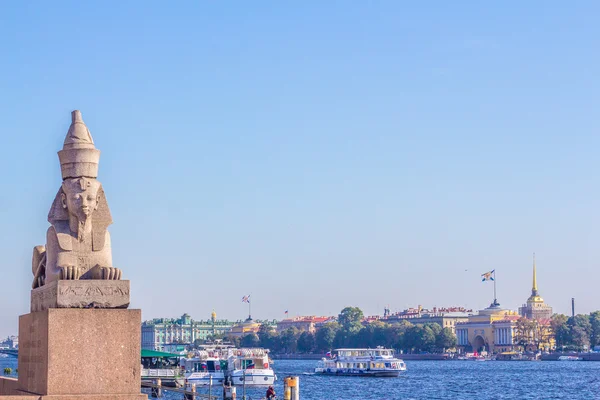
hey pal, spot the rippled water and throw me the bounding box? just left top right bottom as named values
left=3, top=357, right=600, bottom=399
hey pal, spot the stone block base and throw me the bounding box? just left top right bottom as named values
left=18, top=309, right=142, bottom=396
left=0, top=396, right=146, bottom=400
left=0, top=377, right=25, bottom=396
left=31, top=280, right=130, bottom=312
left=39, top=395, right=147, bottom=399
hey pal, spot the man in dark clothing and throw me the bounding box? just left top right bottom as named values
left=266, top=385, right=276, bottom=399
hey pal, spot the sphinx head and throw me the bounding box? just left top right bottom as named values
left=61, top=177, right=102, bottom=222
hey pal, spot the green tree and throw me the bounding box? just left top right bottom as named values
left=338, top=307, right=364, bottom=333
left=241, top=333, right=260, bottom=348
left=514, top=318, right=533, bottom=349
left=420, top=325, right=437, bottom=352
left=391, top=320, right=413, bottom=351
left=551, top=314, right=570, bottom=349
left=589, top=311, right=600, bottom=347
left=404, top=325, right=435, bottom=353
left=315, top=322, right=339, bottom=352
left=371, top=321, right=390, bottom=347
left=570, top=315, right=592, bottom=350
left=280, top=328, right=299, bottom=353
left=571, top=326, right=590, bottom=350
left=333, top=329, right=353, bottom=348
left=424, top=323, right=442, bottom=338
left=355, top=326, right=373, bottom=348
left=257, top=324, right=279, bottom=351
left=436, top=327, right=457, bottom=351
left=297, top=332, right=316, bottom=353
left=226, top=335, right=241, bottom=348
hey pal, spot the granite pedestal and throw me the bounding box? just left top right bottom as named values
left=30, top=281, right=130, bottom=313
left=17, top=308, right=145, bottom=398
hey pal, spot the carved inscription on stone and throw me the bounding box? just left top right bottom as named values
left=59, top=285, right=129, bottom=297
left=31, top=280, right=130, bottom=312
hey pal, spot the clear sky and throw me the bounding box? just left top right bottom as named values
left=0, top=2, right=598, bottom=338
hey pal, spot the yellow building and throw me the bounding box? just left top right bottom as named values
left=457, top=256, right=555, bottom=354
left=229, top=317, right=261, bottom=337
left=456, top=303, right=519, bottom=353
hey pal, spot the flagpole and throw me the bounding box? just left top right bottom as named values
left=249, top=298, right=252, bottom=320
left=493, top=270, right=497, bottom=305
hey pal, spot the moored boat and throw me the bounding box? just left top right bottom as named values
left=183, top=346, right=276, bottom=387
left=183, top=343, right=235, bottom=386
left=229, top=348, right=276, bottom=386
left=314, top=347, right=406, bottom=377
left=141, top=349, right=185, bottom=387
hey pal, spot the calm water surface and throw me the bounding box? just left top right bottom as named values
left=2, top=357, right=600, bottom=399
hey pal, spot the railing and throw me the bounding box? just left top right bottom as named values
left=141, top=368, right=182, bottom=378
left=142, top=379, right=214, bottom=399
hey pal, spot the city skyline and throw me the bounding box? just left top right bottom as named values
left=1, top=2, right=599, bottom=339
left=0, top=266, right=588, bottom=338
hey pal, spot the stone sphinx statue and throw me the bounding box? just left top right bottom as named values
left=32, top=110, right=122, bottom=288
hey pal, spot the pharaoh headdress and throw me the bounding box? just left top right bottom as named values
left=47, top=111, right=112, bottom=251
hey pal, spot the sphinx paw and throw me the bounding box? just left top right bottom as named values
left=60, top=266, right=81, bottom=280
left=101, top=267, right=122, bottom=280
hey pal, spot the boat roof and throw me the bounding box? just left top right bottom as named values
left=141, top=350, right=182, bottom=358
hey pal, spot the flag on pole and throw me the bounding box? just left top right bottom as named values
left=284, top=310, right=289, bottom=315
left=242, top=295, right=251, bottom=303
left=481, top=270, right=495, bottom=281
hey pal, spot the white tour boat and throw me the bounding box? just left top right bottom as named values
left=183, top=354, right=227, bottom=386
left=314, top=347, right=406, bottom=377
left=229, top=348, right=276, bottom=386
left=183, top=343, right=236, bottom=386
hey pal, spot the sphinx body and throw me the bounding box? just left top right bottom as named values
left=32, top=111, right=121, bottom=288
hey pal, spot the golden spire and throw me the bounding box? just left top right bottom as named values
left=532, top=253, right=539, bottom=296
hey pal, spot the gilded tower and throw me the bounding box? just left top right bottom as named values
left=519, top=254, right=553, bottom=320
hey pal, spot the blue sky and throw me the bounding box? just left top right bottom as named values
left=0, top=2, right=599, bottom=337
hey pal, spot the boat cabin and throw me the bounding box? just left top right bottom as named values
left=335, top=348, right=396, bottom=359
left=183, top=358, right=228, bottom=373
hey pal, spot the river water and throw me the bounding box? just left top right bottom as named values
left=2, top=357, right=600, bottom=399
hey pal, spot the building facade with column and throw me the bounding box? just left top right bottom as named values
left=456, top=303, right=519, bottom=353
left=141, top=312, right=235, bottom=351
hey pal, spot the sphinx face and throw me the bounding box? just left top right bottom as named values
left=61, top=178, right=101, bottom=221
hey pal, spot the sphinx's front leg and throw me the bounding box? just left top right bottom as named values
left=59, top=265, right=81, bottom=280
left=101, top=266, right=122, bottom=280
left=88, top=265, right=122, bottom=280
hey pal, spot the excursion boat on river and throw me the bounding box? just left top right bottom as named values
left=314, top=347, right=406, bottom=377
left=230, top=348, right=276, bottom=386
left=183, top=346, right=276, bottom=387
left=558, top=355, right=583, bottom=361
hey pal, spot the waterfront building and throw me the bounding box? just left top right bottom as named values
left=383, top=306, right=473, bottom=334
left=141, top=312, right=235, bottom=351
left=456, top=303, right=520, bottom=353
left=276, top=316, right=335, bottom=333
left=518, top=256, right=553, bottom=320
left=229, top=317, right=262, bottom=337
left=456, top=257, right=555, bottom=354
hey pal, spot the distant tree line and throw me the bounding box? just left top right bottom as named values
left=225, top=306, right=457, bottom=354
left=551, top=311, right=600, bottom=351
